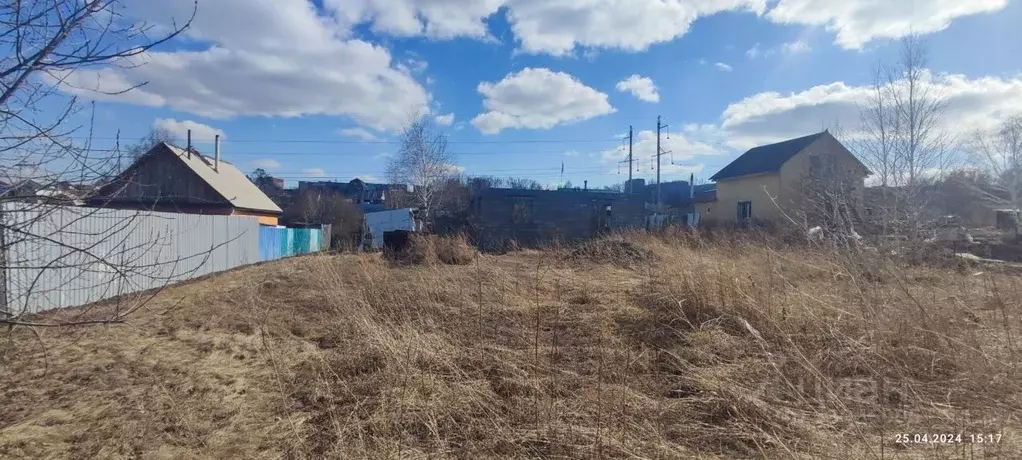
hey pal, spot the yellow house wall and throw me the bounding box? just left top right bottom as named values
left=704, top=172, right=782, bottom=223
left=779, top=135, right=867, bottom=217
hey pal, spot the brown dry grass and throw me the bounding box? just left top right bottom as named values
left=386, top=234, right=477, bottom=266
left=1, top=232, right=1021, bottom=459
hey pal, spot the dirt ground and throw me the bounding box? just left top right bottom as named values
left=1, top=234, right=1021, bottom=459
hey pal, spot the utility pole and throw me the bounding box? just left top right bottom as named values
left=628, top=126, right=634, bottom=193
left=655, top=116, right=669, bottom=209
left=621, top=126, right=634, bottom=193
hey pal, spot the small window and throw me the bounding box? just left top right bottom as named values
left=737, top=201, right=752, bottom=221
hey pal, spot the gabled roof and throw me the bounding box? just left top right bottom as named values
left=710, top=131, right=827, bottom=181
left=161, top=143, right=282, bottom=214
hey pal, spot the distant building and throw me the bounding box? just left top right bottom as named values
left=298, top=178, right=408, bottom=212
left=469, top=187, right=645, bottom=250
left=0, top=180, right=41, bottom=198
left=0, top=180, right=95, bottom=205
left=364, top=208, right=425, bottom=250
left=252, top=176, right=285, bottom=197
left=91, top=142, right=283, bottom=226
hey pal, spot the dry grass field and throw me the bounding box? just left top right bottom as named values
left=1, top=232, right=1020, bottom=459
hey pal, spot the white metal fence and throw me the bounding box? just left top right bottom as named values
left=1, top=204, right=261, bottom=314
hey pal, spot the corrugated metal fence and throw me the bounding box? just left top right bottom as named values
left=257, top=227, right=324, bottom=262
left=1, top=205, right=326, bottom=314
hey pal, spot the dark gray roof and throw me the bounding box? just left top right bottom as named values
left=710, top=132, right=827, bottom=181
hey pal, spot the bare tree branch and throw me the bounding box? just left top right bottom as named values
left=0, top=0, right=197, bottom=328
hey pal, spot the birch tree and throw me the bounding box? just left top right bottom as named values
left=385, top=116, right=456, bottom=221
left=887, top=36, right=955, bottom=187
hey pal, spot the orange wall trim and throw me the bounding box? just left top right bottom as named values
left=232, top=209, right=279, bottom=226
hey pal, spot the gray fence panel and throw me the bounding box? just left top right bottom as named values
left=2, top=205, right=262, bottom=314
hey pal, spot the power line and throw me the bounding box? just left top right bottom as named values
left=45, top=147, right=619, bottom=157
left=51, top=136, right=626, bottom=145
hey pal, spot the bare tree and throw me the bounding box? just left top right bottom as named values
left=465, top=175, right=504, bottom=193
left=1, top=0, right=195, bottom=327
left=971, top=116, right=1022, bottom=234
left=887, top=36, right=956, bottom=186
left=125, top=127, right=178, bottom=161
left=855, top=35, right=955, bottom=240
left=385, top=116, right=456, bottom=221
left=855, top=61, right=901, bottom=236
left=858, top=62, right=900, bottom=188
left=505, top=177, right=545, bottom=190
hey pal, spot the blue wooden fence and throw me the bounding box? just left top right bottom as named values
left=258, top=227, right=325, bottom=262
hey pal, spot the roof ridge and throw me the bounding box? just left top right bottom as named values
left=709, top=131, right=829, bottom=181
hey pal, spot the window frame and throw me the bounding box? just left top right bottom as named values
left=737, top=200, right=752, bottom=222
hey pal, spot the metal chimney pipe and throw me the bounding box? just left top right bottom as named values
left=584, top=180, right=588, bottom=191
left=186, top=129, right=192, bottom=159
left=690, top=173, right=695, bottom=199
left=214, top=134, right=220, bottom=172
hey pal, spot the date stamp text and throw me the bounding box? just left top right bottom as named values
left=894, top=433, right=1003, bottom=444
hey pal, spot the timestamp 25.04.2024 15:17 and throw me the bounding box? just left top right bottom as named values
left=894, top=433, right=1003, bottom=444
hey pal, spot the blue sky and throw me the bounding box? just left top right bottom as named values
left=58, top=0, right=1022, bottom=188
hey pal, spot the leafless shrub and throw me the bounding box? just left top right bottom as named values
left=434, top=234, right=476, bottom=265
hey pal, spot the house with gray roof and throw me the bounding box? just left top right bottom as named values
left=702, top=131, right=870, bottom=225
left=91, top=142, right=283, bottom=226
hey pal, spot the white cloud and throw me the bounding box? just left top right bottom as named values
left=746, top=43, right=765, bottom=58
left=303, top=168, right=327, bottom=178
left=152, top=118, right=225, bottom=142
left=339, top=127, right=382, bottom=142
left=435, top=113, right=455, bottom=126
left=356, top=175, right=380, bottom=182
left=252, top=158, right=281, bottom=170
left=400, top=58, right=429, bottom=74
left=782, top=39, right=810, bottom=54
left=714, top=62, right=733, bottom=72
left=747, top=39, right=810, bottom=59
left=564, top=150, right=580, bottom=157
left=472, top=67, right=615, bottom=135
left=326, top=0, right=503, bottom=40
left=615, top=75, right=660, bottom=103
left=504, top=0, right=767, bottom=56
left=718, top=73, right=1022, bottom=150
left=766, top=0, right=1008, bottom=49
left=48, top=0, right=430, bottom=133
left=332, top=0, right=1001, bottom=57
